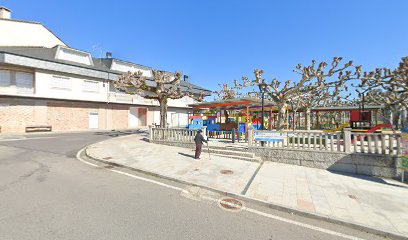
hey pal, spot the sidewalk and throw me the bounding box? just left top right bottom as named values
left=85, top=134, right=408, bottom=237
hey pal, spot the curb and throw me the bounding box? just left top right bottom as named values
left=83, top=147, right=407, bottom=240
left=0, top=128, right=148, bottom=138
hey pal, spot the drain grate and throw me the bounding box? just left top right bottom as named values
left=218, top=198, right=243, bottom=212
left=348, top=194, right=357, bottom=200
left=103, top=157, right=112, bottom=160
left=104, top=165, right=115, bottom=169
left=220, top=169, right=234, bottom=175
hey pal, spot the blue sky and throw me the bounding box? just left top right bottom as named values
left=3, top=0, right=407, bottom=97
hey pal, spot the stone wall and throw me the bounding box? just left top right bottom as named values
left=249, top=147, right=399, bottom=178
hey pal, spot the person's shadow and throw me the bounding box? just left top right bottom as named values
left=178, top=152, right=196, bottom=159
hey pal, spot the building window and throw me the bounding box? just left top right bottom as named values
left=82, top=80, right=99, bottom=93
left=16, top=72, right=34, bottom=94
left=51, top=76, right=71, bottom=90
left=0, top=70, right=11, bottom=87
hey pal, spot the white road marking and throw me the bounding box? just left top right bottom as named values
left=0, top=137, right=57, bottom=142
left=76, top=148, right=99, bottom=168
left=199, top=195, right=366, bottom=240
left=76, top=148, right=183, bottom=191
left=76, top=147, right=366, bottom=240
left=110, top=169, right=184, bottom=192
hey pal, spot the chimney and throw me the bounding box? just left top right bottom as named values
left=106, top=52, right=112, bottom=58
left=0, top=6, right=11, bottom=19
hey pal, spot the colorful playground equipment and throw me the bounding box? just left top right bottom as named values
left=187, top=116, right=203, bottom=129
left=323, top=123, right=350, bottom=133
left=186, top=112, right=271, bottom=141
left=352, top=123, right=393, bottom=142
left=185, top=97, right=390, bottom=143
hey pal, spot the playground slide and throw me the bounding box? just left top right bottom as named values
left=365, top=124, right=393, bottom=133
left=353, top=124, right=393, bottom=142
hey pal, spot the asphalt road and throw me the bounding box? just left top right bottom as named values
left=0, top=131, right=390, bottom=240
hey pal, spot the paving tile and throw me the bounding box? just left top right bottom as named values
left=297, top=199, right=315, bottom=212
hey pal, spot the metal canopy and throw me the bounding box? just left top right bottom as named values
left=189, top=97, right=275, bottom=110
left=190, top=97, right=383, bottom=113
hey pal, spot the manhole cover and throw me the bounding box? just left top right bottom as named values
left=218, top=198, right=243, bottom=212
left=348, top=194, right=357, bottom=199
left=220, top=169, right=234, bottom=175
left=103, top=157, right=112, bottom=160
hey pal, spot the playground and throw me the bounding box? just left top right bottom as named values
left=187, top=97, right=393, bottom=143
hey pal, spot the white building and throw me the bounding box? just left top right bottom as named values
left=0, top=6, right=210, bottom=133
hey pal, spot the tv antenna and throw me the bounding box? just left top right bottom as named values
left=92, top=43, right=105, bottom=62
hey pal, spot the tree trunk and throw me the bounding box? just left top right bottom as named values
left=277, top=103, right=287, bottom=130
left=159, top=97, right=168, bottom=128
left=305, top=108, right=311, bottom=131
left=391, top=107, right=400, bottom=129
left=224, top=110, right=230, bottom=123
left=292, top=110, right=297, bottom=131
left=403, top=107, right=408, bottom=129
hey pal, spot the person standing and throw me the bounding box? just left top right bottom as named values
left=194, top=129, right=207, bottom=159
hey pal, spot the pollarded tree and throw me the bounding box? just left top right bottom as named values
left=293, top=57, right=360, bottom=130
left=115, top=70, right=204, bottom=128
left=213, top=83, right=240, bottom=123
left=214, top=57, right=361, bottom=131
left=214, top=83, right=240, bottom=100
left=356, top=57, right=408, bottom=128
left=241, top=69, right=309, bottom=130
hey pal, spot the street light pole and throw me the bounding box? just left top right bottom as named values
left=258, top=80, right=268, bottom=147
left=258, top=79, right=268, bottom=131
left=261, top=91, right=265, bottom=130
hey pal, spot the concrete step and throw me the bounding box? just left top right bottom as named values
left=210, top=153, right=261, bottom=162
left=207, top=145, right=249, bottom=152
left=201, top=148, right=255, bottom=158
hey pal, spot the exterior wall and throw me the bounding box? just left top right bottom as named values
left=148, top=107, right=190, bottom=127
left=0, top=20, right=66, bottom=47
left=0, top=64, right=199, bottom=133
left=109, top=84, right=197, bottom=108
left=0, top=65, right=35, bottom=97
left=0, top=99, right=36, bottom=132
left=0, top=66, right=197, bottom=109
left=47, top=101, right=104, bottom=131
left=110, top=60, right=152, bottom=78
left=146, top=107, right=155, bottom=126
left=110, top=105, right=129, bottom=130
left=35, top=69, right=109, bottom=102
left=168, top=96, right=196, bottom=108
left=167, top=107, right=189, bottom=128
left=0, top=98, right=135, bottom=133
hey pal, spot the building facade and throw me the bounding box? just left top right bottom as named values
left=0, top=7, right=210, bottom=133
